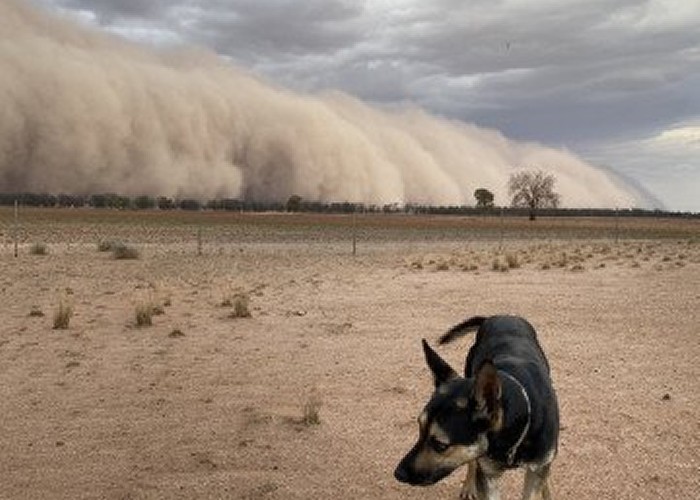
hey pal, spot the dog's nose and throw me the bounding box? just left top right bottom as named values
left=394, top=464, right=410, bottom=483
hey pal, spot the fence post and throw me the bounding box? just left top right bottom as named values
left=13, top=199, right=18, bottom=258
left=352, top=207, right=357, bottom=256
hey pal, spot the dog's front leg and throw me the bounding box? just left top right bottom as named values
left=459, top=461, right=478, bottom=500
left=522, top=464, right=552, bottom=500
left=460, top=462, right=501, bottom=500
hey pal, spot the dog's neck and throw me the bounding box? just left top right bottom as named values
left=490, top=370, right=531, bottom=466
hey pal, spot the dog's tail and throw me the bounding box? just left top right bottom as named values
left=438, top=316, right=487, bottom=345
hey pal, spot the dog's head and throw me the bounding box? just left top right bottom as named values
left=394, top=339, right=502, bottom=486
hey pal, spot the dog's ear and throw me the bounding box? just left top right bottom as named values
left=422, top=339, right=458, bottom=388
left=474, top=360, right=502, bottom=429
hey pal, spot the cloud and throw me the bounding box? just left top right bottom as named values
left=0, top=1, right=660, bottom=208
left=582, top=121, right=700, bottom=212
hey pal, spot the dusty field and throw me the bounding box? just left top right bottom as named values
left=1, top=209, right=698, bottom=499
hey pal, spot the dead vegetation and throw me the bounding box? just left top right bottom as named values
left=407, top=240, right=699, bottom=274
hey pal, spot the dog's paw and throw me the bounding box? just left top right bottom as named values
left=459, top=488, right=477, bottom=500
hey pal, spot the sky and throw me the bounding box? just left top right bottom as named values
left=27, top=1, right=700, bottom=211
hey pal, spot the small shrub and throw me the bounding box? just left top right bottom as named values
left=229, top=293, right=251, bottom=318
left=112, top=243, right=140, bottom=260
left=301, top=390, right=322, bottom=426
left=135, top=303, right=153, bottom=327
left=505, top=253, right=520, bottom=269
left=168, top=328, right=185, bottom=338
left=30, top=243, right=48, bottom=255
left=491, top=257, right=508, bottom=272
left=29, top=305, right=45, bottom=317
left=97, top=240, right=117, bottom=252
left=53, top=301, right=73, bottom=329
left=435, top=261, right=449, bottom=271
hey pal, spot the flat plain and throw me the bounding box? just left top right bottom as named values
left=1, top=208, right=698, bottom=499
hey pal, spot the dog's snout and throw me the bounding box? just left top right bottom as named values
left=394, top=463, right=410, bottom=483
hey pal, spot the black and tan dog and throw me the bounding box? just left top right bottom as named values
left=394, top=315, right=559, bottom=499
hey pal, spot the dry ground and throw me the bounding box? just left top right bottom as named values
left=1, top=209, right=698, bottom=499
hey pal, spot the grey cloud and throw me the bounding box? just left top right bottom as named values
left=28, top=0, right=700, bottom=210
left=1, top=0, right=653, bottom=209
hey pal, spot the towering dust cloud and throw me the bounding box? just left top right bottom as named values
left=0, top=1, right=650, bottom=207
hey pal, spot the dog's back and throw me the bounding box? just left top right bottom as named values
left=442, top=315, right=559, bottom=467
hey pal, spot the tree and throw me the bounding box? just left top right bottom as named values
left=508, top=170, right=560, bottom=220
left=474, top=188, right=495, bottom=208
left=133, top=195, right=155, bottom=209
left=286, top=194, right=302, bottom=212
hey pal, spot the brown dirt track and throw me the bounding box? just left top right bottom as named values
left=1, top=209, right=698, bottom=499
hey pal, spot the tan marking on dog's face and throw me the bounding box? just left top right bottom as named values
left=430, top=421, right=450, bottom=444
left=455, top=397, right=468, bottom=408
left=411, top=422, right=488, bottom=475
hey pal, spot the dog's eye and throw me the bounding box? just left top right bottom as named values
left=429, top=436, right=450, bottom=453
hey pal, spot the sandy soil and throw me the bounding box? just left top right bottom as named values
left=1, top=211, right=698, bottom=499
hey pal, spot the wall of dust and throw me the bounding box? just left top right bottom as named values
left=0, top=0, right=653, bottom=207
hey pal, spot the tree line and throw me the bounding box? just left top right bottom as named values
left=0, top=191, right=692, bottom=218
left=0, top=170, right=693, bottom=217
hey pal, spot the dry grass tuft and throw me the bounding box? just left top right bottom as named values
left=491, top=256, right=509, bottom=272
left=228, top=293, right=252, bottom=318
left=435, top=261, right=449, bottom=271
left=53, top=301, right=73, bottom=329
left=111, top=243, right=140, bottom=260
left=168, top=328, right=185, bottom=338
left=301, top=389, right=322, bottom=426
left=135, top=303, right=154, bottom=327
left=505, top=252, right=520, bottom=269
left=97, top=240, right=117, bottom=252
left=29, top=305, right=45, bottom=317
left=30, top=242, right=48, bottom=255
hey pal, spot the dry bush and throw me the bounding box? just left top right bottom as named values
left=135, top=303, right=154, bottom=327
left=53, top=301, right=73, bottom=329
left=29, top=305, right=45, bottom=317
left=97, top=240, right=117, bottom=252
left=435, top=261, right=449, bottom=271
left=491, top=256, right=509, bottom=272
left=301, top=389, right=322, bottom=426
left=168, top=328, right=185, bottom=338
left=30, top=242, right=48, bottom=255
left=505, top=252, right=520, bottom=269
left=228, top=293, right=251, bottom=318
left=111, top=243, right=140, bottom=260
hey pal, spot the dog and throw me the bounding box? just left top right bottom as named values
left=394, top=315, right=559, bottom=499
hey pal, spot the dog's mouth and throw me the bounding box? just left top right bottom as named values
left=394, top=464, right=453, bottom=486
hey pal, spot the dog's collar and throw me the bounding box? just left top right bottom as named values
left=499, top=371, right=531, bottom=466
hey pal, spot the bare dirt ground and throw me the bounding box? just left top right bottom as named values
left=1, top=209, right=698, bottom=499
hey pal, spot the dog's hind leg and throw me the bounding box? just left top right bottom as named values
left=522, top=464, right=552, bottom=500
